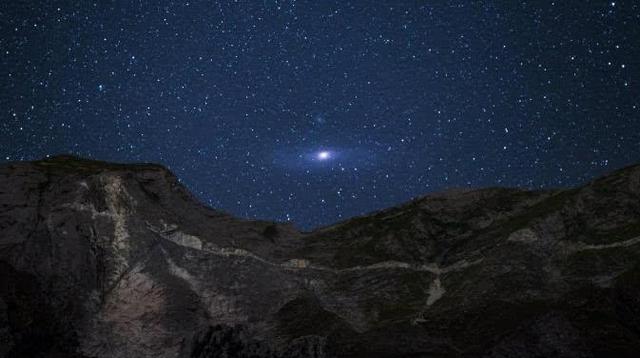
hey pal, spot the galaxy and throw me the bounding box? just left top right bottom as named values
left=1, top=1, right=639, bottom=229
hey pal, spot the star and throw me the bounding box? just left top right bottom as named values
left=317, top=150, right=331, bottom=161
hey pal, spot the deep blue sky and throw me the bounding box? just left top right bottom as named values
left=1, top=1, right=639, bottom=229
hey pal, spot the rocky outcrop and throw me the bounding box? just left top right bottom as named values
left=1, top=155, right=640, bottom=357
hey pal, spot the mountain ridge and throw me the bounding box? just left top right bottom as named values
left=15, top=154, right=636, bottom=232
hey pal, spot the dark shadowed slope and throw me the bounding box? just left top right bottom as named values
left=1, top=156, right=640, bottom=357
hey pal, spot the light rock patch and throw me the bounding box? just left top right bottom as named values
left=426, top=278, right=445, bottom=306
left=508, top=228, right=539, bottom=243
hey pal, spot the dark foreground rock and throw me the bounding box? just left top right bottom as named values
left=1, top=155, right=640, bottom=357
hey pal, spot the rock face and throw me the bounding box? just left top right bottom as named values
left=1, top=155, right=640, bottom=358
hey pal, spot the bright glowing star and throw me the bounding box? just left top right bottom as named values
left=317, top=151, right=331, bottom=160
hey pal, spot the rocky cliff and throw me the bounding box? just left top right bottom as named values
left=1, top=155, right=640, bottom=357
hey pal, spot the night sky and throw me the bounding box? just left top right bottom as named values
left=1, top=1, right=639, bottom=230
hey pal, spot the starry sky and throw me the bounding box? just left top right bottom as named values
left=1, top=1, right=639, bottom=230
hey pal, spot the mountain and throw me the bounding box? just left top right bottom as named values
left=1, top=155, right=640, bottom=358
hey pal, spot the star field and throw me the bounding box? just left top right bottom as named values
left=1, top=1, right=639, bottom=230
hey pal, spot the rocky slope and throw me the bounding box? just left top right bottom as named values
left=1, top=155, right=640, bottom=358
